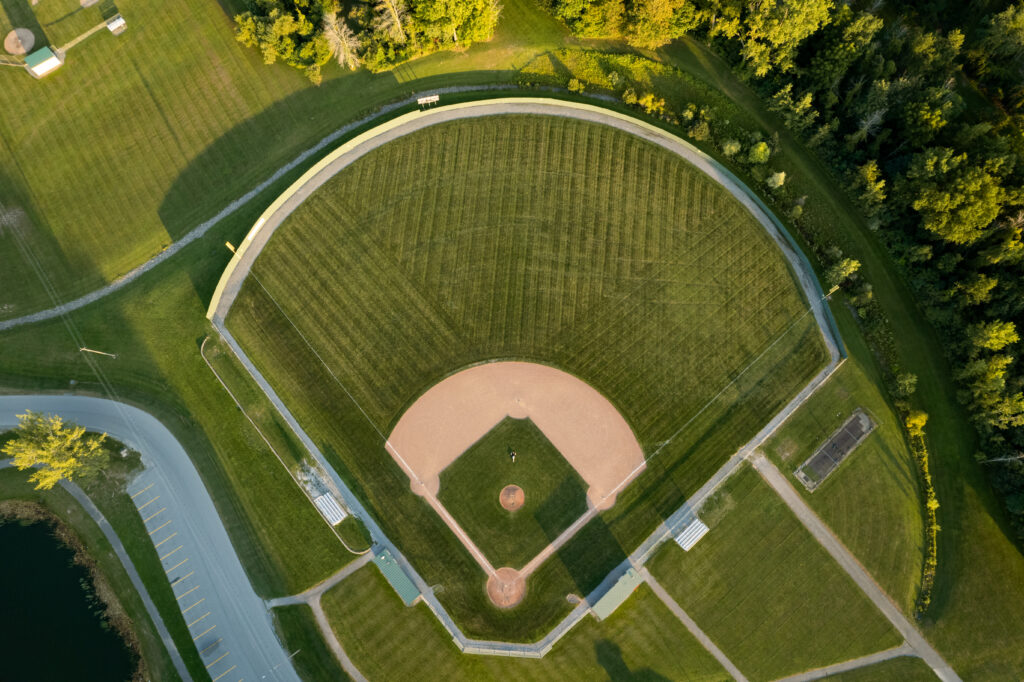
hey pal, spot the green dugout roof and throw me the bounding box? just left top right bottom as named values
left=25, top=46, right=57, bottom=69
left=592, top=568, right=643, bottom=621
left=374, top=549, right=420, bottom=606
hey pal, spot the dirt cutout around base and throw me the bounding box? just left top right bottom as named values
left=4, top=29, right=34, bottom=55
left=486, top=567, right=526, bottom=608
left=499, top=484, right=525, bottom=511
left=387, top=361, right=646, bottom=510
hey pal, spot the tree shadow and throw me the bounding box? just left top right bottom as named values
left=557, top=516, right=627, bottom=596
left=534, top=474, right=588, bottom=541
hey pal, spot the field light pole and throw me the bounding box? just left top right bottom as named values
left=79, top=347, right=117, bottom=359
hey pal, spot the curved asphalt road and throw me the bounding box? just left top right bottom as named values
left=0, top=395, right=300, bottom=682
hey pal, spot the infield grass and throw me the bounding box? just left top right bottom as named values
left=648, top=465, right=901, bottom=681
left=323, top=563, right=730, bottom=681
left=438, top=417, right=589, bottom=568
left=227, top=114, right=828, bottom=637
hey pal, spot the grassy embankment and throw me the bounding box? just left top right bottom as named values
left=648, top=466, right=901, bottom=681
left=438, top=417, right=589, bottom=568
left=323, top=562, right=729, bottom=680
left=227, top=115, right=826, bottom=639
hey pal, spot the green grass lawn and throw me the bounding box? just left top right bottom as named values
left=227, top=113, right=827, bottom=638
left=438, top=417, right=589, bottom=568
left=323, top=562, right=730, bottom=680
left=0, top=0, right=568, bottom=320
left=271, top=604, right=352, bottom=682
left=825, top=655, right=937, bottom=681
left=762, top=303, right=925, bottom=613
left=648, top=466, right=901, bottom=681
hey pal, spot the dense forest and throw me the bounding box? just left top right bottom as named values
left=234, top=0, right=1024, bottom=545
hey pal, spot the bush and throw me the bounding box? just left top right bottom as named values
left=766, top=171, right=786, bottom=189
left=567, top=78, right=585, bottom=94
left=721, top=139, right=741, bottom=156
left=748, top=141, right=771, bottom=164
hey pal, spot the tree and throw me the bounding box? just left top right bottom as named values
left=373, top=0, right=409, bottom=43
left=805, top=7, right=882, bottom=101
left=900, top=148, right=1006, bottom=245
left=766, top=170, right=786, bottom=189
left=852, top=160, right=886, bottom=214
left=747, top=140, right=770, bottom=164
left=768, top=84, right=818, bottom=134
left=625, top=0, right=699, bottom=50
left=2, top=411, right=107, bottom=491
left=968, top=320, right=1020, bottom=353
left=721, top=139, right=741, bottom=156
left=556, top=0, right=624, bottom=38
left=906, top=410, right=929, bottom=437
left=412, top=0, right=500, bottom=45
left=825, top=256, right=861, bottom=287
left=235, top=0, right=334, bottom=83
left=323, top=12, right=361, bottom=69
left=737, top=0, right=835, bottom=76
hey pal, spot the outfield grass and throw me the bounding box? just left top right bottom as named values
left=323, top=563, right=730, bottom=680
left=271, top=604, right=352, bottom=682
left=648, top=465, right=901, bottom=681
left=763, top=303, right=925, bottom=613
left=826, top=655, right=937, bottom=681
left=227, top=114, right=827, bottom=637
left=438, top=417, right=589, bottom=568
left=0, top=467, right=183, bottom=681
left=0, top=0, right=567, bottom=319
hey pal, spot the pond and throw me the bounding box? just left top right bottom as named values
left=0, top=519, right=137, bottom=681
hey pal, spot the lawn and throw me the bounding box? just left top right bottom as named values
left=271, top=604, right=352, bottom=682
left=762, top=303, right=926, bottom=613
left=826, top=655, right=937, bottom=681
left=648, top=466, right=901, bottom=681
left=438, top=417, right=589, bottom=568
left=323, top=562, right=730, bottom=681
left=226, top=113, right=827, bottom=638
left=0, top=466, right=184, bottom=681
left=0, top=0, right=568, bottom=320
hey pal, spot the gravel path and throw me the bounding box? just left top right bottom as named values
left=774, top=643, right=917, bottom=682
left=0, top=395, right=302, bottom=682
left=752, top=455, right=960, bottom=682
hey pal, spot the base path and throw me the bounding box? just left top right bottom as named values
left=752, top=455, right=960, bottom=682
left=0, top=394, right=303, bottom=682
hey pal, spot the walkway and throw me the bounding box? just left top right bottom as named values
left=774, top=643, right=916, bottom=682
left=0, top=395, right=302, bottom=682
left=752, top=455, right=960, bottom=682
left=0, top=459, right=191, bottom=681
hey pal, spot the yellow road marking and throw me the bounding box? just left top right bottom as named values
left=187, top=611, right=211, bottom=628
left=154, top=531, right=178, bottom=549
left=199, top=637, right=222, bottom=655
left=130, top=483, right=153, bottom=499
left=164, top=558, right=188, bottom=574
left=175, top=584, right=200, bottom=601
left=182, top=598, right=206, bottom=614
left=137, top=495, right=160, bottom=510
left=211, top=664, right=236, bottom=682
left=192, top=624, right=216, bottom=641
left=142, top=507, right=166, bottom=523
left=170, top=571, right=194, bottom=587
left=205, top=651, right=230, bottom=668
left=148, top=520, right=171, bottom=535
left=160, top=545, right=183, bottom=561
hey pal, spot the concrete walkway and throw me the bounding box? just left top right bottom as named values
left=773, top=643, right=917, bottom=682
left=641, top=568, right=749, bottom=682
left=0, top=459, right=192, bottom=681
left=752, top=455, right=960, bottom=682
left=0, top=395, right=302, bottom=682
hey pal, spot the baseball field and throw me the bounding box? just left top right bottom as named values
left=225, top=113, right=829, bottom=638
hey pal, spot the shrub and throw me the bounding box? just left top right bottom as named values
left=748, top=141, right=771, bottom=164
left=766, top=171, right=787, bottom=189
left=721, top=139, right=741, bottom=156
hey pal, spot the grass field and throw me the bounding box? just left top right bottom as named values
left=826, top=655, right=937, bottom=681
left=0, top=467, right=183, bottom=681
left=0, top=0, right=568, bottom=319
left=227, top=114, right=828, bottom=637
left=323, top=563, right=730, bottom=680
left=648, top=466, right=901, bottom=681
left=763, top=304, right=925, bottom=613
left=438, top=417, right=589, bottom=568
left=271, top=604, right=352, bottom=682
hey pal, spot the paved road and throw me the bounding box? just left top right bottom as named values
left=774, top=643, right=916, bottom=682
left=0, top=459, right=192, bottom=681
left=0, top=395, right=301, bottom=682
left=641, top=568, right=748, bottom=682
left=752, top=455, right=960, bottom=682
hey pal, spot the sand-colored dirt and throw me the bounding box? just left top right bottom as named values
left=4, top=29, right=34, bottom=55
left=486, top=567, right=526, bottom=608
left=386, top=361, right=646, bottom=511
left=500, top=485, right=524, bottom=511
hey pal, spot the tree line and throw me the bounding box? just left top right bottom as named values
left=234, top=0, right=501, bottom=82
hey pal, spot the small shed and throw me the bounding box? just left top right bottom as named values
left=373, top=549, right=420, bottom=606
left=106, top=15, right=127, bottom=35
left=25, top=47, right=63, bottom=78
left=591, top=568, right=643, bottom=621
left=674, top=517, right=710, bottom=551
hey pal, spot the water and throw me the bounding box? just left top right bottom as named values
left=0, top=519, right=137, bottom=682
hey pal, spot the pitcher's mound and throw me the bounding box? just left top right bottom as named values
left=4, top=29, right=34, bottom=55
left=500, top=484, right=524, bottom=511
left=487, top=567, right=525, bottom=608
